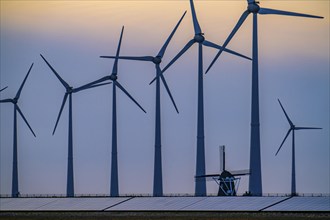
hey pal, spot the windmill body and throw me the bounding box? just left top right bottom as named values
left=40, top=55, right=110, bottom=197
left=276, top=99, right=321, bottom=196
left=101, top=13, right=185, bottom=197
left=206, top=0, right=323, bottom=196
left=0, top=64, right=36, bottom=197
left=195, top=146, right=250, bottom=196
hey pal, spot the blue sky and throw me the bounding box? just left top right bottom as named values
left=0, top=0, right=329, bottom=196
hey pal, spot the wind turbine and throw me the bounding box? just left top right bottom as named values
left=40, top=54, right=110, bottom=197
left=80, top=26, right=146, bottom=196
left=276, top=99, right=322, bottom=196
left=100, top=12, right=186, bottom=197
left=0, top=64, right=36, bottom=197
left=150, top=0, right=251, bottom=196
left=205, top=0, right=323, bottom=196
left=0, top=86, right=8, bottom=92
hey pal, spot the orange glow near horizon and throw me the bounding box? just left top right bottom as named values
left=1, top=1, right=328, bottom=61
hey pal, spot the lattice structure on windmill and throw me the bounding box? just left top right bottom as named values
left=196, top=145, right=250, bottom=196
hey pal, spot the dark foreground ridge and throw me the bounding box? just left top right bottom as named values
left=0, top=211, right=329, bottom=220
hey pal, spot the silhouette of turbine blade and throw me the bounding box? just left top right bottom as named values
left=275, top=129, right=292, bottom=156
left=278, top=99, right=293, bottom=127
left=115, top=81, right=146, bottom=113
left=231, top=169, right=250, bottom=176
left=101, top=56, right=154, bottom=62
left=202, top=40, right=251, bottom=61
left=40, top=54, right=70, bottom=89
left=295, top=127, right=322, bottom=130
left=74, top=76, right=110, bottom=92
left=195, top=174, right=219, bottom=178
left=16, top=105, right=36, bottom=137
left=189, top=0, right=202, bottom=35
left=156, top=65, right=179, bottom=113
left=259, top=8, right=324, bottom=19
left=157, top=11, right=187, bottom=58
left=0, top=86, right=8, bottom=92
left=113, top=26, right=124, bottom=75
left=0, top=99, right=12, bottom=103
left=150, top=39, right=195, bottom=85
left=206, top=10, right=250, bottom=74
left=15, top=63, right=34, bottom=100
left=53, top=93, right=68, bottom=135
left=163, top=39, right=195, bottom=74
left=74, top=82, right=111, bottom=93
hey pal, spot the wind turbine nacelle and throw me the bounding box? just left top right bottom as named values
left=110, top=75, right=118, bottom=80
left=248, top=3, right=260, bottom=13
left=194, top=34, right=205, bottom=43
left=153, top=57, right=162, bottom=64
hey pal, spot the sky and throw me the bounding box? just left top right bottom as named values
left=0, top=0, right=329, bottom=196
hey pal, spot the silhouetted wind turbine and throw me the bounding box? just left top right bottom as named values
left=205, top=0, right=323, bottom=196
left=101, top=12, right=186, bottom=197
left=150, top=0, right=251, bottom=196
left=0, top=86, right=8, bottom=92
left=276, top=99, right=322, bottom=196
left=0, top=64, right=36, bottom=197
left=40, top=54, right=110, bottom=197
left=82, top=26, right=146, bottom=196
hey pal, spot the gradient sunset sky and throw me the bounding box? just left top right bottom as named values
left=0, top=0, right=329, bottom=196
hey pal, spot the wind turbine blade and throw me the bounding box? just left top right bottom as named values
left=73, top=76, right=110, bottom=92
left=205, top=10, right=250, bottom=74
left=40, top=54, right=70, bottom=89
left=163, top=39, right=195, bottom=73
left=101, top=56, right=154, bottom=62
left=73, top=82, right=111, bottom=93
left=203, top=40, right=252, bottom=61
left=195, top=174, right=220, bottom=178
left=112, top=26, right=124, bottom=75
left=16, top=105, right=36, bottom=137
left=0, top=99, right=13, bottom=103
left=278, top=99, right=293, bottom=127
left=115, top=81, right=146, bottom=113
left=53, top=93, right=68, bottom=135
left=157, top=11, right=187, bottom=58
left=259, top=8, right=323, bottom=19
left=150, top=39, right=195, bottom=85
left=231, top=169, right=250, bottom=176
left=189, top=0, right=202, bottom=35
left=275, top=129, right=292, bottom=156
left=295, top=127, right=322, bottom=130
left=15, top=63, right=34, bottom=100
left=156, top=65, right=179, bottom=113
left=0, top=86, right=8, bottom=92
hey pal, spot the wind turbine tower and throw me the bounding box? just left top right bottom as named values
left=40, top=55, right=110, bottom=197
left=150, top=0, right=250, bottom=196
left=0, top=64, right=36, bottom=197
left=205, top=0, right=323, bottom=195
left=276, top=99, right=322, bottom=196
left=101, top=12, right=186, bottom=196
left=84, top=27, right=146, bottom=196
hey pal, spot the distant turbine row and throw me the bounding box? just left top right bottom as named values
left=0, top=0, right=323, bottom=198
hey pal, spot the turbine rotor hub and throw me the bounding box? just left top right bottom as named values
left=248, top=3, right=260, bottom=13
left=12, top=98, right=18, bottom=104
left=66, top=87, right=73, bottom=93
left=153, top=57, right=162, bottom=64
left=110, top=74, right=117, bottom=81
left=194, top=34, right=205, bottom=43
